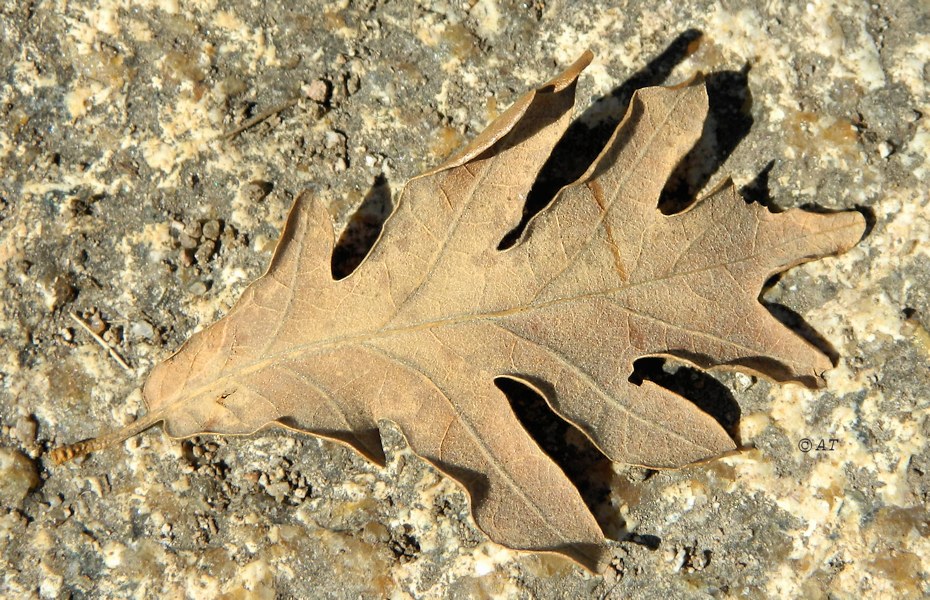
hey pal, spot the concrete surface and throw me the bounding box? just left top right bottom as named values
left=1, top=0, right=928, bottom=598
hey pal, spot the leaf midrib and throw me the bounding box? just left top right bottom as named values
left=163, top=216, right=862, bottom=408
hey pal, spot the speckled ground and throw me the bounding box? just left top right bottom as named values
left=1, top=1, right=928, bottom=598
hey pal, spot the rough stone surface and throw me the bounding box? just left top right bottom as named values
left=0, top=448, right=39, bottom=508
left=1, top=1, right=928, bottom=598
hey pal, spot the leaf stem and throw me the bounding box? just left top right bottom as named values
left=50, top=409, right=165, bottom=465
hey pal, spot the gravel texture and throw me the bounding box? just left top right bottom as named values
left=1, top=0, right=929, bottom=598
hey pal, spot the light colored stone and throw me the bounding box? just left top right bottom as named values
left=0, top=448, right=38, bottom=507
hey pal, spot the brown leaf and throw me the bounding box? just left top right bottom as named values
left=53, top=52, right=865, bottom=571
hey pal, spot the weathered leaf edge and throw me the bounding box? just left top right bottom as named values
left=659, top=177, right=866, bottom=389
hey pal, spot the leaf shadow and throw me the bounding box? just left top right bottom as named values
left=500, top=28, right=705, bottom=248
left=498, top=375, right=708, bottom=553
left=331, top=174, right=392, bottom=279
left=744, top=164, right=874, bottom=379
left=744, top=162, right=874, bottom=375
left=740, top=162, right=876, bottom=241
left=629, top=358, right=741, bottom=441
left=658, top=65, right=753, bottom=213
left=496, top=377, right=619, bottom=536
left=761, top=300, right=840, bottom=368
left=739, top=159, right=776, bottom=208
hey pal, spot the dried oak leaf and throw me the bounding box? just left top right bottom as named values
left=54, top=52, right=865, bottom=571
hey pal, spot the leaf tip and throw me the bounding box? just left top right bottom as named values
left=670, top=69, right=707, bottom=90
left=541, top=50, right=594, bottom=92
left=847, top=208, right=869, bottom=244
left=574, top=542, right=616, bottom=574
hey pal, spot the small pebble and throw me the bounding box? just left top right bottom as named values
left=333, top=157, right=348, bottom=172
left=180, top=247, right=195, bottom=267
left=346, top=73, right=361, bottom=95
left=242, top=180, right=273, bottom=203
left=323, top=130, right=345, bottom=149
left=202, top=219, right=221, bottom=240
left=0, top=448, right=39, bottom=507
left=265, top=481, right=291, bottom=503
left=179, top=233, right=199, bottom=249
left=85, top=311, right=106, bottom=335
left=102, top=326, right=123, bottom=345
left=48, top=275, right=76, bottom=310
left=13, top=415, right=38, bottom=446
left=184, top=221, right=203, bottom=239
left=188, top=281, right=208, bottom=296
left=196, top=240, right=216, bottom=264
left=305, top=79, right=330, bottom=104
left=130, top=320, right=155, bottom=341
left=221, top=223, right=239, bottom=248
left=383, top=82, right=396, bottom=101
